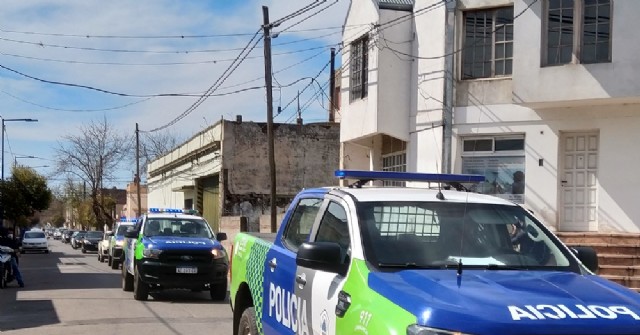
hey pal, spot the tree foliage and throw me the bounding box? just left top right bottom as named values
left=0, top=166, right=52, bottom=230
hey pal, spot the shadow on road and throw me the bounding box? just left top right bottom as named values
left=0, top=248, right=121, bottom=332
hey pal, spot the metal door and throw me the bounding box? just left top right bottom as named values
left=559, top=132, right=599, bottom=231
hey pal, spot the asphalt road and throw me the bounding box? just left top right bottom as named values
left=0, top=238, right=233, bottom=335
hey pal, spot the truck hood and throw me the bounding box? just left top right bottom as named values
left=368, top=270, right=640, bottom=335
left=145, top=236, right=218, bottom=250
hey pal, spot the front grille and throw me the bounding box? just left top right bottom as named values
left=159, top=249, right=213, bottom=264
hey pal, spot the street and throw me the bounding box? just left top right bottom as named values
left=0, top=239, right=233, bottom=335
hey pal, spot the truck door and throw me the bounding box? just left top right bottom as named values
left=262, top=197, right=324, bottom=335
left=297, top=200, right=351, bottom=335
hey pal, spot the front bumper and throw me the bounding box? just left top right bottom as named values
left=138, top=259, right=228, bottom=289
left=21, top=245, right=48, bottom=251
left=83, top=243, right=98, bottom=251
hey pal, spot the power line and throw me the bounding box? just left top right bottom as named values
left=0, top=24, right=365, bottom=40
left=144, top=31, right=264, bottom=133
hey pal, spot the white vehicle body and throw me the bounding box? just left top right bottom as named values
left=98, top=231, right=111, bottom=262
left=21, top=230, right=49, bottom=253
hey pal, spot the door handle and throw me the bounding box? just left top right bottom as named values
left=296, top=274, right=307, bottom=286
left=268, top=258, right=277, bottom=270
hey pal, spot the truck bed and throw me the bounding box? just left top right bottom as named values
left=244, top=232, right=277, bottom=244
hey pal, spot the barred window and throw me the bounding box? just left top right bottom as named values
left=349, top=35, right=369, bottom=102
left=462, top=7, right=514, bottom=79
left=382, top=136, right=407, bottom=187
left=545, top=0, right=611, bottom=66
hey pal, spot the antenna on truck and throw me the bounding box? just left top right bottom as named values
left=334, top=170, right=485, bottom=199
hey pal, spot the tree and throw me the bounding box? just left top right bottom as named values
left=138, top=130, right=182, bottom=182
left=55, top=117, right=131, bottom=230
left=0, top=166, right=52, bottom=235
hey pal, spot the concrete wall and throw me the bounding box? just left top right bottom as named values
left=512, top=0, right=640, bottom=105
left=221, top=121, right=340, bottom=223
left=341, top=0, right=380, bottom=143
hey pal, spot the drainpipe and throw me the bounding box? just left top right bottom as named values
left=442, top=0, right=456, bottom=173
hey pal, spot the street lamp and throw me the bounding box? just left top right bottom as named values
left=1, top=117, right=38, bottom=229
left=13, top=155, right=37, bottom=167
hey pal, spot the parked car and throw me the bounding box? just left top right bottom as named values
left=53, top=229, right=62, bottom=240
left=20, top=230, right=49, bottom=254
left=70, top=231, right=86, bottom=249
left=98, top=231, right=111, bottom=262
left=81, top=231, right=103, bottom=253
left=108, top=222, right=135, bottom=270
left=62, top=230, right=74, bottom=244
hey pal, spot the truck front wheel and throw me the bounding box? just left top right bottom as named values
left=210, top=280, right=227, bottom=301
left=133, top=265, right=149, bottom=301
left=238, top=307, right=258, bottom=335
left=122, top=263, right=133, bottom=292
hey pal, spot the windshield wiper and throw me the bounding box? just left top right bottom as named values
left=377, top=262, right=456, bottom=269
left=484, top=264, right=523, bottom=270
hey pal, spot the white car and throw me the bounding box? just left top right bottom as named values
left=98, top=231, right=111, bottom=262
left=21, top=230, right=49, bottom=253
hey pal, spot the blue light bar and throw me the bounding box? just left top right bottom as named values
left=335, top=170, right=485, bottom=183
left=148, top=208, right=184, bottom=214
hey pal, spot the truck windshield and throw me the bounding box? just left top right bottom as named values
left=357, top=202, right=575, bottom=271
left=143, top=218, right=213, bottom=239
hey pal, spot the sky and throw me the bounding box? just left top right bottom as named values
left=0, top=0, right=357, bottom=190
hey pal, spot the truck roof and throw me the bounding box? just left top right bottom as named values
left=325, top=186, right=517, bottom=205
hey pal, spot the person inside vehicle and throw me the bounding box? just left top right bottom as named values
left=0, top=228, right=24, bottom=288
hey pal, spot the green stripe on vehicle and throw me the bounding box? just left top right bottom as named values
left=337, top=259, right=416, bottom=334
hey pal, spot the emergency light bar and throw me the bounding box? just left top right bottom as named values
left=335, top=170, right=485, bottom=183
left=148, top=208, right=200, bottom=215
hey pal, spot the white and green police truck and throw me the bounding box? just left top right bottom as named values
left=229, top=170, right=640, bottom=335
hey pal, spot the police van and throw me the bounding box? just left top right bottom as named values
left=121, top=208, right=229, bottom=301
left=229, top=170, right=640, bottom=335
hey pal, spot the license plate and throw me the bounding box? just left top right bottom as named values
left=176, top=267, right=198, bottom=274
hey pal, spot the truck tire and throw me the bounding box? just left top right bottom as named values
left=0, top=265, right=7, bottom=289
left=108, top=255, right=113, bottom=267
left=122, top=264, right=134, bottom=292
left=98, top=253, right=103, bottom=262
left=133, top=265, right=149, bottom=301
left=210, top=281, right=227, bottom=301
left=111, top=258, right=119, bottom=270
left=238, top=307, right=259, bottom=335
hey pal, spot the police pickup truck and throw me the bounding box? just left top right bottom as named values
left=229, top=170, right=640, bottom=335
left=121, top=208, right=229, bottom=301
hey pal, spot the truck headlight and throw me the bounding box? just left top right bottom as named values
left=143, top=248, right=163, bottom=259
left=211, top=248, right=227, bottom=260
left=407, top=325, right=472, bottom=335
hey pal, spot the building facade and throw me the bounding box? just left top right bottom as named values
left=341, top=0, right=640, bottom=232
left=147, top=118, right=341, bottom=231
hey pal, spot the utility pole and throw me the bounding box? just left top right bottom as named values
left=442, top=0, right=456, bottom=174
left=135, top=123, right=141, bottom=217
left=329, top=47, right=336, bottom=122
left=262, top=6, right=277, bottom=233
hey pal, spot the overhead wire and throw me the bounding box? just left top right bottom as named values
left=143, top=30, right=263, bottom=133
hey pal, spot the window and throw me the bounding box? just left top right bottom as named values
left=462, top=7, right=514, bottom=79
left=461, top=136, right=526, bottom=204
left=282, top=198, right=323, bottom=251
left=315, top=202, right=350, bottom=255
left=545, top=0, right=611, bottom=66
left=349, top=35, right=369, bottom=102
left=382, top=136, right=407, bottom=187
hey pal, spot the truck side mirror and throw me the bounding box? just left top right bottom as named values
left=296, top=242, right=347, bottom=275
left=572, top=246, right=599, bottom=273
left=216, top=232, right=227, bottom=241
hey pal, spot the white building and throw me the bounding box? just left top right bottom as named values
left=341, top=0, right=640, bottom=233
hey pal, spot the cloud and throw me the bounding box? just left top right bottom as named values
left=0, top=0, right=349, bottom=187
